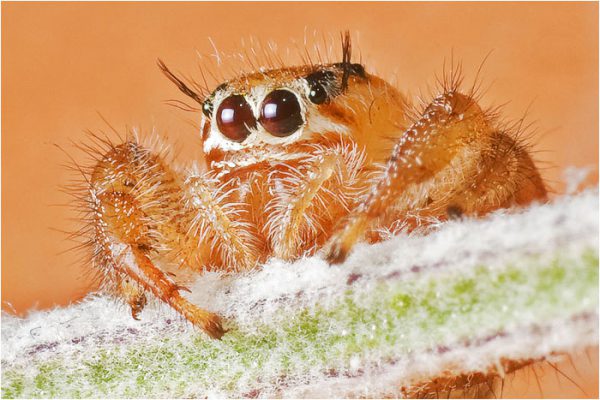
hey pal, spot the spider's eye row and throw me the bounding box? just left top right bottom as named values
left=259, top=89, right=303, bottom=137
left=216, top=95, right=256, bottom=142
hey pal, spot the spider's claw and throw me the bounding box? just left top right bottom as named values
left=325, top=241, right=348, bottom=265
left=325, top=216, right=367, bottom=265
left=202, top=313, right=228, bottom=340
left=129, top=293, right=147, bottom=321
left=180, top=301, right=228, bottom=340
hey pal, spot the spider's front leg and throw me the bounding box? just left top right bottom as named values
left=268, top=152, right=339, bottom=260
left=326, top=91, right=547, bottom=264
left=89, top=141, right=246, bottom=339
left=267, top=144, right=369, bottom=260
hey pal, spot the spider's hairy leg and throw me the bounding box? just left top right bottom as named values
left=184, top=174, right=259, bottom=270
left=270, top=153, right=339, bottom=260
left=381, top=130, right=547, bottom=232
left=271, top=155, right=336, bottom=259
left=89, top=141, right=225, bottom=339
left=326, top=91, right=546, bottom=264
left=267, top=142, right=370, bottom=260
left=439, top=131, right=547, bottom=216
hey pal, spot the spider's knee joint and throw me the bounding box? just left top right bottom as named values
left=431, top=91, right=480, bottom=118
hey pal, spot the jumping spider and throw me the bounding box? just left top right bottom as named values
left=84, top=34, right=546, bottom=339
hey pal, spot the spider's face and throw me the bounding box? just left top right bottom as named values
left=200, top=63, right=381, bottom=169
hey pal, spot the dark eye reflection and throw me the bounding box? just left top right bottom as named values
left=216, top=95, right=256, bottom=142
left=259, top=90, right=303, bottom=137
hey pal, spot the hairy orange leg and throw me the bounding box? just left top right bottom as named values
left=437, top=131, right=547, bottom=215
left=267, top=142, right=371, bottom=260
left=92, top=188, right=225, bottom=338
left=326, top=91, right=547, bottom=264
left=89, top=141, right=252, bottom=338
left=270, top=153, right=339, bottom=260
left=184, top=175, right=258, bottom=270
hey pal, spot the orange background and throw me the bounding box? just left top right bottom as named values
left=2, top=3, right=598, bottom=396
left=4, top=0, right=598, bottom=315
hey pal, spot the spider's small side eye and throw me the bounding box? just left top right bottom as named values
left=259, top=89, right=303, bottom=137
left=202, top=100, right=213, bottom=117
left=308, top=83, right=328, bottom=104
left=305, top=70, right=334, bottom=104
left=216, top=95, right=256, bottom=142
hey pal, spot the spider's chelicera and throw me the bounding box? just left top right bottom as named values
left=85, top=34, right=546, bottom=338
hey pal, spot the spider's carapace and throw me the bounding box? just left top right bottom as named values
left=85, top=35, right=546, bottom=338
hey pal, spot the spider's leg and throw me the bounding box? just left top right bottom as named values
left=421, top=131, right=546, bottom=219
left=269, top=153, right=338, bottom=260
left=183, top=174, right=259, bottom=270
left=326, top=91, right=546, bottom=264
left=267, top=143, right=369, bottom=260
left=89, top=141, right=225, bottom=338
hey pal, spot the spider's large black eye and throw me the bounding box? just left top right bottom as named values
left=259, top=89, right=303, bottom=137
left=216, top=95, right=256, bottom=142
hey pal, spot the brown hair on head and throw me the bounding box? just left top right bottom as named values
left=332, top=32, right=365, bottom=92
left=340, top=31, right=352, bottom=91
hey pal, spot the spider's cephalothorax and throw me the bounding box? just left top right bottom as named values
left=87, top=35, right=546, bottom=338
